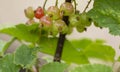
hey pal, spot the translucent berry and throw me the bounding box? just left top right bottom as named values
left=35, top=7, right=44, bottom=19
left=24, top=7, right=34, bottom=19
left=60, top=2, right=74, bottom=16
left=47, top=6, right=61, bottom=20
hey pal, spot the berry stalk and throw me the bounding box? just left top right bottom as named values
left=53, top=0, right=71, bottom=62
left=83, top=0, right=92, bottom=12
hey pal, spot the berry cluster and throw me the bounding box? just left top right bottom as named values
left=24, top=2, right=92, bottom=37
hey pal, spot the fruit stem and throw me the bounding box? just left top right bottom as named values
left=73, top=0, right=77, bottom=14
left=55, top=0, right=58, bottom=6
left=53, top=0, right=71, bottom=62
left=43, top=0, right=48, bottom=10
left=83, top=0, right=92, bottom=12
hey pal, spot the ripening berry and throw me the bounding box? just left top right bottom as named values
left=24, top=7, right=34, bottom=19
left=47, top=6, right=61, bottom=20
left=69, top=14, right=80, bottom=27
left=79, top=12, right=92, bottom=27
left=60, top=2, right=74, bottom=16
left=76, top=25, right=86, bottom=33
left=35, top=7, right=44, bottom=19
left=40, top=16, right=52, bottom=31
left=53, top=19, right=68, bottom=34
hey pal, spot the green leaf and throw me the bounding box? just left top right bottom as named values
left=63, top=40, right=89, bottom=64
left=0, top=54, right=20, bottom=72
left=39, top=37, right=89, bottom=64
left=70, top=38, right=93, bottom=50
left=0, top=40, right=7, bottom=56
left=69, top=39, right=114, bottom=62
left=70, top=64, right=113, bottom=72
left=117, top=56, right=120, bottom=62
left=39, top=62, right=68, bottom=72
left=83, top=43, right=115, bottom=61
left=0, top=38, right=15, bottom=56
left=14, top=44, right=38, bottom=68
left=87, top=0, right=120, bottom=35
left=0, top=23, right=40, bottom=43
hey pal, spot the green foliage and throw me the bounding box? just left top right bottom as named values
left=70, top=39, right=115, bottom=61
left=14, top=44, right=38, bottom=68
left=0, top=23, right=40, bottom=43
left=84, top=43, right=115, bottom=61
left=70, top=38, right=93, bottom=50
left=87, top=0, right=120, bottom=35
left=117, top=56, right=120, bottom=62
left=39, top=38, right=115, bottom=64
left=39, top=37, right=89, bottom=64
left=39, top=62, right=68, bottom=72
left=0, top=54, right=20, bottom=72
left=0, top=0, right=119, bottom=71
left=70, top=64, right=113, bottom=72
left=0, top=40, right=7, bottom=56
left=0, top=38, right=15, bottom=56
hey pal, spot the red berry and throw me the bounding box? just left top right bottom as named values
left=35, top=7, right=44, bottom=19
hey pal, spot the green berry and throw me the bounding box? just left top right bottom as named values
left=60, top=2, right=74, bottom=16
left=47, top=6, right=61, bottom=20
left=24, top=7, right=34, bottom=19
left=80, top=12, right=92, bottom=27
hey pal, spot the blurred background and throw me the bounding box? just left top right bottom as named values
left=0, top=0, right=120, bottom=69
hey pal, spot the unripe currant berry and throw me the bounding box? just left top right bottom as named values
left=76, top=23, right=86, bottom=33
left=35, top=7, right=44, bottom=19
left=69, top=14, right=80, bottom=27
left=40, top=16, right=52, bottom=31
left=24, top=7, right=34, bottom=19
left=67, top=26, right=73, bottom=35
left=94, top=22, right=102, bottom=29
left=60, top=2, right=74, bottom=16
left=76, top=26, right=86, bottom=33
left=51, top=23, right=59, bottom=36
left=26, top=19, right=35, bottom=25
left=47, top=6, right=61, bottom=20
left=79, top=12, right=92, bottom=27
left=53, top=19, right=68, bottom=34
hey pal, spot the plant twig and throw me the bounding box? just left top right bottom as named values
left=83, top=0, right=92, bottom=12
left=55, top=0, right=58, bottom=6
left=53, top=0, right=71, bottom=62
left=53, top=34, right=66, bottom=62
left=43, top=0, right=48, bottom=10
left=73, top=0, right=77, bottom=13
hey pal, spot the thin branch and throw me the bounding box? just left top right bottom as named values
left=55, top=0, right=58, bottom=6
left=83, top=0, right=92, bottom=12
left=43, top=0, right=48, bottom=10
left=73, top=0, right=77, bottom=14
left=53, top=0, right=71, bottom=62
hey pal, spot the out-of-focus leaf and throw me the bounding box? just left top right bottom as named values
left=39, top=62, right=68, bottom=72
left=0, top=38, right=16, bottom=56
left=14, top=44, right=38, bottom=68
left=117, top=56, right=120, bottom=62
left=70, top=38, right=93, bottom=50
left=0, top=54, right=20, bottom=72
left=84, top=43, right=115, bottom=61
left=87, top=0, right=120, bottom=35
left=0, top=40, right=6, bottom=56
left=70, top=64, right=113, bottom=72
left=0, top=23, right=40, bottom=43
left=39, top=37, right=89, bottom=64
